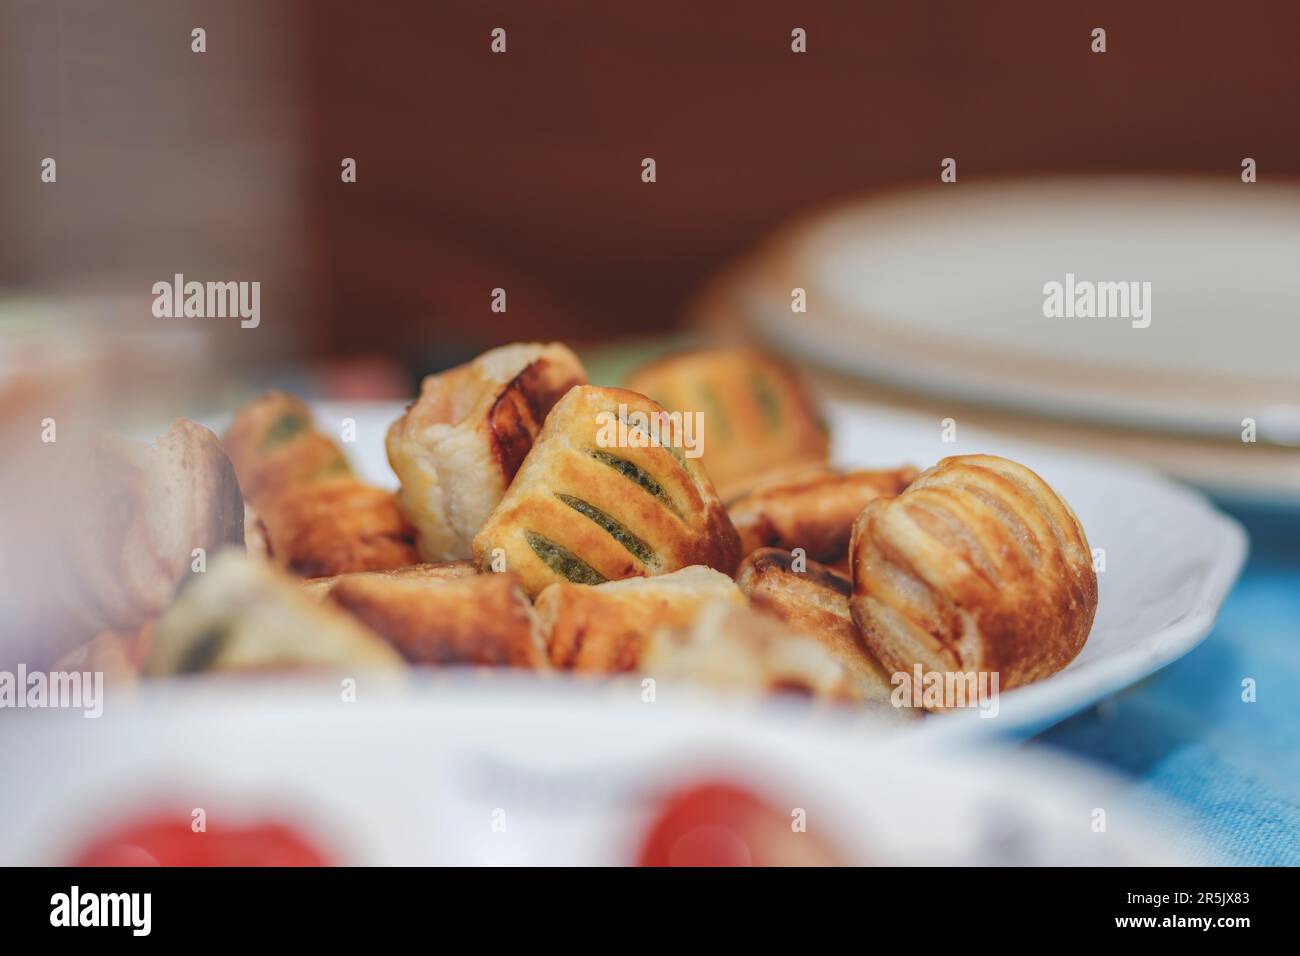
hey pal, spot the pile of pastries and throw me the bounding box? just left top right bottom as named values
left=56, top=344, right=1098, bottom=712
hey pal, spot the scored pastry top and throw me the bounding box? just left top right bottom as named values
left=849, top=454, right=1097, bottom=690
left=473, top=385, right=741, bottom=596
left=387, top=342, right=587, bottom=561
left=625, top=347, right=830, bottom=499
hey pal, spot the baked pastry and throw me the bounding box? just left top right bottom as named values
left=728, top=466, right=918, bottom=567
left=328, top=570, right=545, bottom=668
left=223, top=391, right=419, bottom=577
left=472, top=386, right=742, bottom=596
left=386, top=342, right=587, bottom=560
left=144, top=550, right=404, bottom=674
left=60, top=419, right=245, bottom=632
left=301, top=561, right=478, bottom=600
left=849, top=454, right=1097, bottom=695
left=641, top=601, right=860, bottom=700
left=735, top=549, right=899, bottom=705
left=222, top=391, right=351, bottom=503
left=624, top=347, right=829, bottom=498
left=536, top=565, right=743, bottom=672
left=253, top=479, right=419, bottom=578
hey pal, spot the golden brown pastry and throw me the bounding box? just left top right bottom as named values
left=735, top=549, right=899, bottom=705
left=144, top=550, right=404, bottom=674
left=624, top=347, right=829, bottom=499
left=728, top=466, right=918, bottom=566
left=328, top=570, right=545, bottom=668
left=472, top=386, right=742, bottom=596
left=301, top=561, right=478, bottom=599
left=849, top=454, right=1097, bottom=695
left=59, top=419, right=245, bottom=632
left=386, top=343, right=587, bottom=560
left=222, top=391, right=351, bottom=503
left=223, top=391, right=419, bottom=577
left=641, top=602, right=861, bottom=701
left=536, top=565, right=743, bottom=672
left=254, top=479, right=419, bottom=578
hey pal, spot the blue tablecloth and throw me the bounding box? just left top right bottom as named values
left=1033, top=501, right=1300, bottom=866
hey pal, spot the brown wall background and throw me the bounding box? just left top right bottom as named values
left=3, top=1, right=1298, bottom=373
left=304, top=0, right=1300, bottom=367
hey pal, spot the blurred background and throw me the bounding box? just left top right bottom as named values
left=0, top=0, right=1297, bottom=864
left=3, top=0, right=1299, bottom=370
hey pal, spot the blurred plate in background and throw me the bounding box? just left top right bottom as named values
left=711, top=177, right=1300, bottom=504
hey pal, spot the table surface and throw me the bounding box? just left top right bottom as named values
left=1032, top=501, right=1299, bottom=866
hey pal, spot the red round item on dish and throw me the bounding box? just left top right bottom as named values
left=637, top=781, right=842, bottom=867
left=71, top=816, right=332, bottom=867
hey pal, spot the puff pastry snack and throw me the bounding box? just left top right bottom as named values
left=642, top=602, right=860, bottom=701
left=386, top=342, right=587, bottom=561
left=60, top=419, right=245, bottom=632
left=625, top=347, right=829, bottom=499
left=301, top=561, right=478, bottom=600
left=328, top=570, right=546, bottom=668
left=735, top=549, right=898, bottom=705
left=536, top=565, right=744, bottom=672
left=223, top=391, right=419, bottom=577
left=144, top=550, right=403, bottom=675
left=728, top=466, right=918, bottom=567
left=849, top=454, right=1097, bottom=693
left=473, top=386, right=742, bottom=596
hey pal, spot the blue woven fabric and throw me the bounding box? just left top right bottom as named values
left=1034, top=501, right=1300, bottom=866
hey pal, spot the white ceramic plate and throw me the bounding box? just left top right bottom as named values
left=0, top=680, right=1202, bottom=865
left=739, top=177, right=1300, bottom=447
left=1, top=398, right=1240, bottom=864
left=272, top=399, right=1244, bottom=743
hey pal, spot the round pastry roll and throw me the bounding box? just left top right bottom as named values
left=536, top=565, right=744, bottom=672
left=624, top=347, right=829, bottom=499
left=144, top=550, right=403, bottom=675
left=642, top=601, right=861, bottom=702
left=387, top=342, right=587, bottom=561
left=735, top=548, right=901, bottom=707
left=849, top=454, right=1097, bottom=694
left=472, top=386, right=741, bottom=596
left=59, top=419, right=245, bottom=632
left=254, top=478, right=418, bottom=578
left=223, top=391, right=351, bottom=505
left=728, top=465, right=918, bottom=567
left=224, top=391, right=418, bottom=577
left=328, top=569, right=546, bottom=669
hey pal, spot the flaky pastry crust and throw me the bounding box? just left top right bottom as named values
left=329, top=569, right=546, bottom=668
left=60, top=419, right=245, bottom=632
left=625, top=347, right=829, bottom=499
left=536, top=565, right=743, bottom=672
left=386, top=342, right=587, bottom=560
left=736, top=548, right=899, bottom=705
left=473, top=386, right=741, bottom=596
left=223, top=391, right=419, bottom=576
left=849, top=454, right=1097, bottom=695
left=729, top=466, right=918, bottom=565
